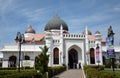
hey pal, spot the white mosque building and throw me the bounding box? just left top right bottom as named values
left=0, top=15, right=120, bottom=69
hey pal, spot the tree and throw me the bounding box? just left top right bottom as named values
left=35, top=46, right=49, bottom=78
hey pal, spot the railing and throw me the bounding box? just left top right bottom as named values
left=1, top=44, right=44, bottom=52
left=63, top=34, right=85, bottom=39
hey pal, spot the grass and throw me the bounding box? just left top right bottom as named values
left=100, top=70, right=120, bottom=78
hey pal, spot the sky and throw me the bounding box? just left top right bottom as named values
left=0, top=0, right=120, bottom=48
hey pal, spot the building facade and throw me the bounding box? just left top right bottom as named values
left=1, top=15, right=120, bottom=69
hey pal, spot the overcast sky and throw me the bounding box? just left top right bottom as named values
left=0, top=0, right=120, bottom=48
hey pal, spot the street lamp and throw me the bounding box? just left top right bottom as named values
left=15, top=32, right=25, bottom=72
left=106, top=26, right=115, bottom=73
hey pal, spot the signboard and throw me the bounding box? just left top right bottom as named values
left=106, top=37, right=115, bottom=58
left=107, top=48, right=115, bottom=58
left=22, top=60, right=31, bottom=67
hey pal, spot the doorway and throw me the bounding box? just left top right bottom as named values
left=68, top=49, right=78, bottom=69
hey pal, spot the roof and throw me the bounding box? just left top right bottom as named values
left=88, top=35, right=95, bottom=41
left=82, top=30, right=92, bottom=35
left=101, top=39, right=106, bottom=42
left=25, top=25, right=35, bottom=34
left=88, top=35, right=106, bottom=43
left=44, top=14, right=68, bottom=31
left=25, top=34, right=45, bottom=42
left=95, top=31, right=101, bottom=34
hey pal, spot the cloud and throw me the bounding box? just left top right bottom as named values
left=17, top=7, right=51, bottom=22
left=0, top=0, right=15, bottom=13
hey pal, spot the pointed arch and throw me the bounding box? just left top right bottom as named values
left=68, top=45, right=82, bottom=69
left=90, top=48, right=95, bottom=64
left=69, top=48, right=78, bottom=69
left=53, top=47, right=59, bottom=64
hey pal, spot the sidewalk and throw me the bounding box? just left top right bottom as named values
left=53, top=69, right=85, bottom=78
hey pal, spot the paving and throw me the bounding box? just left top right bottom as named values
left=53, top=69, right=85, bottom=78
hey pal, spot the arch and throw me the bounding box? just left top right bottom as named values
left=90, top=48, right=95, bottom=64
left=9, top=56, right=17, bottom=67
left=53, top=47, right=59, bottom=64
left=68, top=45, right=82, bottom=69
left=24, top=55, right=30, bottom=60
left=68, top=48, right=78, bottom=69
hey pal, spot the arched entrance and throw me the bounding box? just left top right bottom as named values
left=9, top=56, right=17, bottom=67
left=68, top=48, right=78, bottom=69
left=90, top=48, right=95, bottom=64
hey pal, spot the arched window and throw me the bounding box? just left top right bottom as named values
left=24, top=55, right=30, bottom=60
left=53, top=48, right=59, bottom=64
left=9, top=56, right=17, bottom=67
left=90, top=48, right=95, bottom=64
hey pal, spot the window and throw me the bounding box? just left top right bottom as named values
left=25, top=55, right=30, bottom=60
left=53, top=48, right=59, bottom=64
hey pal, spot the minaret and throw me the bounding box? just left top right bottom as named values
left=95, top=31, right=103, bottom=65
left=45, top=30, right=53, bottom=66
left=85, top=26, right=89, bottom=65
left=60, top=24, right=64, bottom=65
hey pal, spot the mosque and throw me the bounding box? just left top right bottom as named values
left=0, top=14, right=120, bottom=69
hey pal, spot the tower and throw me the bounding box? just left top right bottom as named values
left=95, top=31, right=103, bottom=65
left=85, top=27, right=89, bottom=65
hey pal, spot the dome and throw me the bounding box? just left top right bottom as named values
left=25, top=25, right=35, bottom=34
left=95, top=31, right=101, bottom=34
left=44, top=14, right=68, bottom=31
left=82, top=30, right=92, bottom=35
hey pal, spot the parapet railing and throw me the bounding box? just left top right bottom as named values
left=63, top=34, right=86, bottom=39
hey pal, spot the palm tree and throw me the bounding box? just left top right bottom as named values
left=35, top=46, right=49, bottom=78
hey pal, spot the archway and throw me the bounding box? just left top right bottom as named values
left=90, top=48, right=95, bottom=64
left=9, top=56, right=17, bottom=67
left=68, top=48, right=78, bottom=69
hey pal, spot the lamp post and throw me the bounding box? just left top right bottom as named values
left=106, top=26, right=115, bottom=73
left=15, top=32, right=25, bottom=72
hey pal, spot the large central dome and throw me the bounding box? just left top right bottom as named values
left=44, top=14, right=68, bottom=31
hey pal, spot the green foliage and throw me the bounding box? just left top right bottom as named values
left=35, top=46, right=49, bottom=77
left=0, top=70, right=42, bottom=78
left=84, top=65, right=105, bottom=70
left=48, top=66, right=66, bottom=78
left=0, top=66, right=66, bottom=78
left=84, top=65, right=116, bottom=78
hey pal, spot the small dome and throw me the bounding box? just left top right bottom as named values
left=25, top=25, right=35, bottom=34
left=44, top=14, right=68, bottom=31
left=95, top=31, right=101, bottom=34
left=82, top=30, right=92, bottom=35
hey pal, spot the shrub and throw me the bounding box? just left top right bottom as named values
left=84, top=65, right=105, bottom=70
left=0, top=70, right=42, bottom=78
left=48, top=66, right=66, bottom=78
left=84, top=65, right=115, bottom=78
